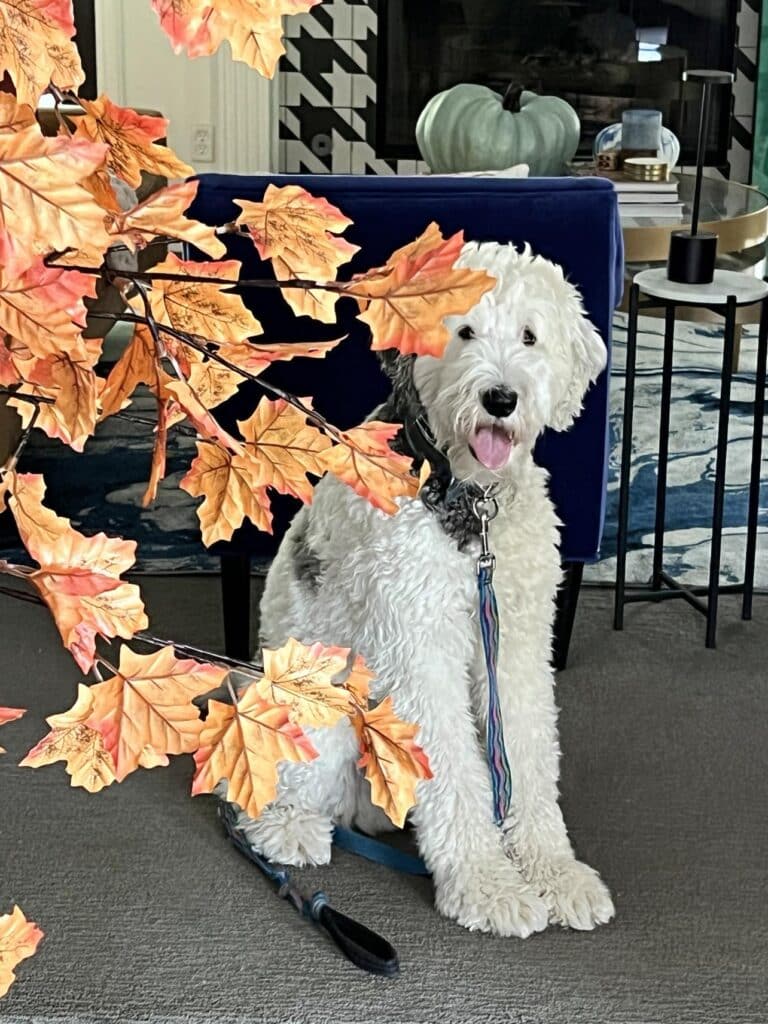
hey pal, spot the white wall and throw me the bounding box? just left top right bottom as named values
left=94, top=1, right=277, bottom=175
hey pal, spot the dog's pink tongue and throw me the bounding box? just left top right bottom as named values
left=471, top=425, right=513, bottom=470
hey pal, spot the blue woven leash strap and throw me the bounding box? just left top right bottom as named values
left=478, top=562, right=513, bottom=824
left=473, top=489, right=513, bottom=826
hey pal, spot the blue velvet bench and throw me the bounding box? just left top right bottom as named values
left=188, top=174, right=624, bottom=669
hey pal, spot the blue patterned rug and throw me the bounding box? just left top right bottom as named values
left=1, top=315, right=765, bottom=586
left=590, top=313, right=766, bottom=588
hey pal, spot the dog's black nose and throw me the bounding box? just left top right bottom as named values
left=481, top=386, right=518, bottom=418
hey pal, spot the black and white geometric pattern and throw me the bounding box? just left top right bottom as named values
left=279, top=0, right=759, bottom=182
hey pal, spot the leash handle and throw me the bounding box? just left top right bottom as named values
left=218, top=801, right=400, bottom=978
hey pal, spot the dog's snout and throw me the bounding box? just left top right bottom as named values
left=480, top=386, right=518, bottom=418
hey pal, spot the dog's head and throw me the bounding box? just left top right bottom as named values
left=407, top=241, right=607, bottom=484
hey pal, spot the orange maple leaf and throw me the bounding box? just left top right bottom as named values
left=237, top=397, right=331, bottom=504
left=0, top=904, right=43, bottom=999
left=0, top=706, right=25, bottom=755
left=256, top=638, right=358, bottom=729
left=180, top=440, right=273, bottom=545
left=164, top=378, right=244, bottom=452
left=111, top=180, right=226, bottom=259
left=142, top=396, right=171, bottom=507
left=0, top=125, right=111, bottom=277
left=10, top=338, right=102, bottom=452
left=192, top=684, right=318, bottom=820
left=319, top=420, right=417, bottom=515
left=19, top=684, right=117, bottom=792
left=357, top=697, right=432, bottom=829
left=74, top=95, right=194, bottom=189
left=7, top=473, right=147, bottom=672
left=216, top=337, right=342, bottom=377
left=154, top=0, right=321, bottom=79
left=0, top=260, right=95, bottom=361
left=235, top=185, right=358, bottom=322
left=84, top=644, right=228, bottom=783
left=0, top=0, right=83, bottom=107
left=99, top=324, right=176, bottom=421
left=344, top=222, right=496, bottom=358
left=0, top=95, right=37, bottom=133
left=146, top=254, right=262, bottom=342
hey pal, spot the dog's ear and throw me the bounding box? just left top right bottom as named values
left=550, top=312, right=607, bottom=431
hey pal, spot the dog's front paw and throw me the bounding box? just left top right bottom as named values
left=435, top=854, right=549, bottom=938
left=534, top=858, right=615, bottom=931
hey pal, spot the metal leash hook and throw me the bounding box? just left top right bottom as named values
left=472, top=485, right=500, bottom=578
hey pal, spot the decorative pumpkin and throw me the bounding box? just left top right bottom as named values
left=416, top=83, right=581, bottom=177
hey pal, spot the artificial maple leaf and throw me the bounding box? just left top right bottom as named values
left=142, top=396, right=170, bottom=507
left=192, top=685, right=318, bottom=820
left=0, top=95, right=37, bottom=133
left=345, top=223, right=496, bottom=358
left=0, top=904, right=43, bottom=999
left=74, top=95, right=194, bottom=189
left=184, top=358, right=242, bottom=410
left=165, top=379, right=244, bottom=452
left=216, top=336, right=342, bottom=377
left=99, top=324, right=175, bottom=421
left=357, top=697, right=432, bottom=829
left=111, top=180, right=226, bottom=259
left=235, top=185, right=358, bottom=321
left=84, top=644, right=227, bottom=782
left=237, top=397, right=331, bottom=504
left=0, top=260, right=95, bottom=361
left=147, top=254, right=262, bottom=342
left=154, top=0, right=321, bottom=79
left=8, top=473, right=147, bottom=672
left=256, top=638, right=358, bottom=729
left=180, top=441, right=272, bottom=545
left=0, top=706, right=25, bottom=755
left=0, top=335, right=18, bottom=385
left=344, top=654, right=375, bottom=709
left=319, top=421, right=417, bottom=515
left=19, top=684, right=117, bottom=792
left=10, top=338, right=102, bottom=451
left=0, top=126, right=111, bottom=277
left=0, top=0, right=83, bottom=108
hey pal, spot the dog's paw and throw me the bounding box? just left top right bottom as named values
left=534, top=858, right=615, bottom=931
left=236, top=804, right=334, bottom=867
left=435, top=854, right=549, bottom=938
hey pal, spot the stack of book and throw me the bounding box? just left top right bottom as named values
left=614, top=177, right=683, bottom=221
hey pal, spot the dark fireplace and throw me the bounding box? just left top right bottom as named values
left=377, top=0, right=738, bottom=166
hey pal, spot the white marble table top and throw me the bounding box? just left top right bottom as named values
left=633, top=268, right=768, bottom=307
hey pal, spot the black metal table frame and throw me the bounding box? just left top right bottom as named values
left=614, top=281, right=768, bottom=647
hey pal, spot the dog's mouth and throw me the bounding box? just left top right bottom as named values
left=468, top=424, right=516, bottom=470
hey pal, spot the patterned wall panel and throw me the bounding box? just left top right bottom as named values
left=279, top=0, right=759, bottom=181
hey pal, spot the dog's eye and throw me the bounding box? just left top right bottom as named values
left=458, top=325, right=475, bottom=341
left=522, top=327, right=537, bottom=346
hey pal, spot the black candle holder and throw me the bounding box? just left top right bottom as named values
left=666, top=69, right=734, bottom=285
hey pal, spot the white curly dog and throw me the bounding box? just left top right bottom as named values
left=243, top=242, right=614, bottom=938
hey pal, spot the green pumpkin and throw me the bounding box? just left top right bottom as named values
left=416, top=83, right=581, bottom=177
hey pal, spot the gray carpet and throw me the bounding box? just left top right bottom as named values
left=1, top=579, right=767, bottom=1024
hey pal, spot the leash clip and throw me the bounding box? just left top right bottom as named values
left=472, top=486, right=499, bottom=577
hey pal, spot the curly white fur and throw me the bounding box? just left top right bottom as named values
left=242, top=242, right=614, bottom=937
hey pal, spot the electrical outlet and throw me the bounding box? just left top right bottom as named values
left=192, top=124, right=215, bottom=163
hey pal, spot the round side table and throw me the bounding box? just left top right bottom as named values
left=614, top=268, right=768, bottom=648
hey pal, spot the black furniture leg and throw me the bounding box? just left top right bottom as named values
left=220, top=552, right=252, bottom=660
left=743, top=297, right=768, bottom=620
left=614, top=282, right=640, bottom=630
left=705, top=296, right=737, bottom=649
left=653, top=304, right=676, bottom=589
left=553, top=560, right=584, bottom=672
